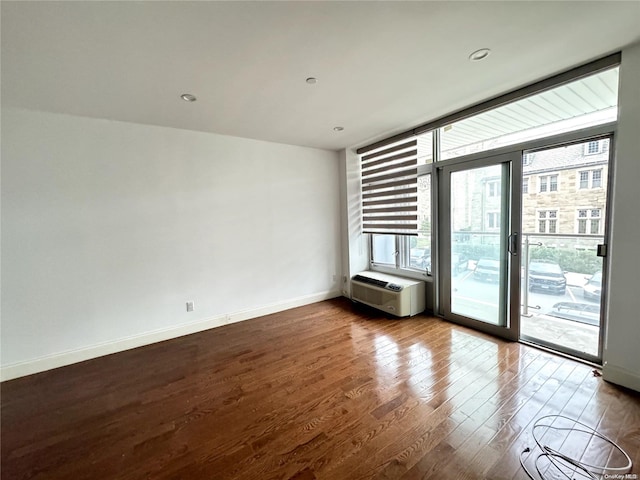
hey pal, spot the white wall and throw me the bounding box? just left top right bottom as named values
left=1, top=108, right=342, bottom=379
left=339, top=148, right=369, bottom=296
left=603, top=43, right=640, bottom=392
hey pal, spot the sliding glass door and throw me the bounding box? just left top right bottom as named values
left=437, top=137, right=609, bottom=362
left=439, top=152, right=521, bottom=341
left=519, top=137, right=612, bottom=362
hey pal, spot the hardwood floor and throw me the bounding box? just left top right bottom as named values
left=2, top=298, right=639, bottom=479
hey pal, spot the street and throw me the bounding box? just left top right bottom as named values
left=449, top=267, right=600, bottom=325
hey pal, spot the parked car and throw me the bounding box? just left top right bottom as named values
left=528, top=260, right=566, bottom=295
left=410, top=247, right=430, bottom=268
left=452, top=253, right=469, bottom=275
left=583, top=271, right=602, bottom=302
left=474, top=258, right=500, bottom=282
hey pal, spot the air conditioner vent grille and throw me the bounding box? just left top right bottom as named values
left=353, top=274, right=388, bottom=289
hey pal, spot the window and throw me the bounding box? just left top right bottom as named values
left=592, top=169, right=602, bottom=188
left=438, top=67, right=619, bottom=161
left=577, top=210, right=587, bottom=234
left=361, top=139, right=419, bottom=236
left=358, top=61, right=618, bottom=279
left=371, top=234, right=397, bottom=265
left=538, top=210, right=558, bottom=233
left=523, top=153, right=534, bottom=166
left=539, top=174, right=558, bottom=193
left=487, top=180, right=501, bottom=197
left=577, top=209, right=602, bottom=234
left=579, top=171, right=589, bottom=189
left=372, top=173, right=433, bottom=273
left=578, top=169, right=604, bottom=189
left=416, top=131, right=433, bottom=165
left=487, top=212, right=500, bottom=230
left=585, top=140, right=604, bottom=155
left=406, top=174, right=433, bottom=272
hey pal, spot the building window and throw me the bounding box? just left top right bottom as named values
left=585, top=140, right=603, bottom=155
left=487, top=212, right=500, bottom=230
left=538, top=210, right=558, bottom=233
left=522, top=178, right=529, bottom=194
left=578, top=169, right=604, bottom=189
left=523, top=153, right=534, bottom=166
left=539, top=174, right=558, bottom=193
left=487, top=180, right=501, bottom=197
left=579, top=171, right=589, bottom=189
left=577, top=209, right=601, bottom=234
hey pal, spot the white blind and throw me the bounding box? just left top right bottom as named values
left=361, top=139, right=418, bottom=236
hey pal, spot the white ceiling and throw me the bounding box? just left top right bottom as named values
left=2, top=1, right=639, bottom=151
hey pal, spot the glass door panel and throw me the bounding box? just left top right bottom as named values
left=450, top=166, right=505, bottom=324
left=440, top=152, right=521, bottom=341
left=519, top=137, right=611, bottom=362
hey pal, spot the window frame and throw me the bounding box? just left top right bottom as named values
left=577, top=168, right=604, bottom=189
left=486, top=211, right=500, bottom=230
left=539, top=174, right=558, bottom=193
left=537, top=209, right=558, bottom=234
left=585, top=140, right=604, bottom=155
left=369, top=168, right=434, bottom=277
left=487, top=180, right=501, bottom=197
left=361, top=57, right=619, bottom=288
left=576, top=207, right=602, bottom=235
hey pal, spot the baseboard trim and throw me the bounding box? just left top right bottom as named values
left=602, top=362, right=640, bottom=393
left=1, top=290, right=342, bottom=382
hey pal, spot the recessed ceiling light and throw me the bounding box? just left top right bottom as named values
left=180, top=93, right=197, bottom=102
left=333, top=126, right=344, bottom=132
left=469, top=48, right=491, bottom=62
left=306, top=77, right=318, bottom=84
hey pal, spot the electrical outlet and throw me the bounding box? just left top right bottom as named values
left=186, top=301, right=194, bottom=312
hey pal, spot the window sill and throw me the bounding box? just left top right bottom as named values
left=370, top=264, right=434, bottom=283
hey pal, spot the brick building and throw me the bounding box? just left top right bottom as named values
left=456, top=139, right=610, bottom=248
left=522, top=139, right=609, bottom=239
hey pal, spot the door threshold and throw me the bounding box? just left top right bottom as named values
left=519, top=337, right=602, bottom=369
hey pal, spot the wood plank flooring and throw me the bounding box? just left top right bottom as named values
left=2, top=298, right=639, bottom=479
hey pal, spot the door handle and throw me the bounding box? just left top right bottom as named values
left=508, top=232, right=519, bottom=255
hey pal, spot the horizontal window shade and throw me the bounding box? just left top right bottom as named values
left=363, top=167, right=418, bottom=186
left=364, top=214, right=418, bottom=222
left=361, top=139, right=418, bottom=235
left=362, top=150, right=417, bottom=169
left=363, top=226, right=418, bottom=235
left=361, top=142, right=416, bottom=161
left=362, top=174, right=417, bottom=192
left=364, top=205, right=418, bottom=214
left=364, top=158, right=416, bottom=176
left=363, top=190, right=417, bottom=202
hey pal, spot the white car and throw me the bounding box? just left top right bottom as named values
left=583, top=271, right=602, bottom=302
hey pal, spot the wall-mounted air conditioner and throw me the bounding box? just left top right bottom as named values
left=351, top=271, right=425, bottom=317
